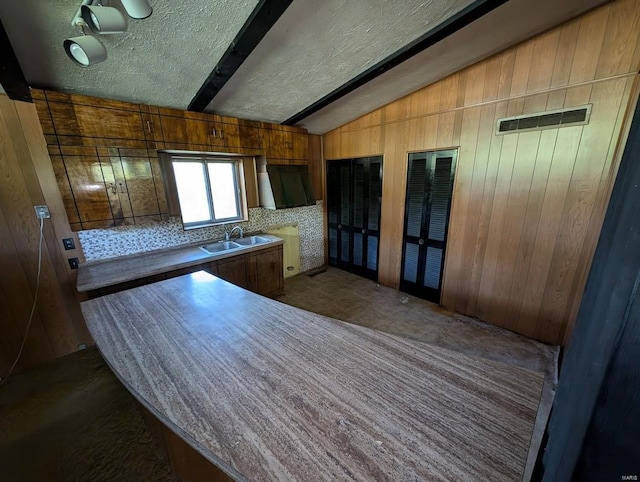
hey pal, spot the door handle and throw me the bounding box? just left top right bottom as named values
left=362, top=229, right=366, bottom=234
left=338, top=224, right=342, bottom=229
left=418, top=239, right=425, bottom=245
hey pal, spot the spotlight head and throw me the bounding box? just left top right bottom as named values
left=80, top=5, right=128, bottom=34
left=63, top=35, right=107, bottom=66
left=120, top=0, right=153, bottom=19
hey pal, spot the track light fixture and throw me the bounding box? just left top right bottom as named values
left=64, top=0, right=152, bottom=66
left=81, top=5, right=128, bottom=34
left=120, top=0, right=153, bottom=20
left=64, top=33, right=108, bottom=66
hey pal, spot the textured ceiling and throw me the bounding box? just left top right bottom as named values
left=0, top=0, right=259, bottom=108
left=0, top=0, right=608, bottom=134
left=207, top=0, right=474, bottom=124
left=298, top=0, right=607, bottom=133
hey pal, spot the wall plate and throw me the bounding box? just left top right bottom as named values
left=34, top=205, right=51, bottom=219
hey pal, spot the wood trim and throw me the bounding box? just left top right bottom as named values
left=0, top=95, right=90, bottom=376
left=322, top=0, right=640, bottom=345
left=0, top=19, right=30, bottom=103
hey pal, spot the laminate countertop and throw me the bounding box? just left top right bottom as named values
left=76, top=235, right=283, bottom=292
left=81, top=272, right=544, bottom=481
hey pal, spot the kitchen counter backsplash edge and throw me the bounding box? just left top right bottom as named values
left=78, top=203, right=324, bottom=273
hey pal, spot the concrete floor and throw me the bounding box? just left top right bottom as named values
left=277, top=267, right=559, bottom=482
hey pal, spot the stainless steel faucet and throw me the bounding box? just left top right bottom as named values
left=225, top=225, right=244, bottom=240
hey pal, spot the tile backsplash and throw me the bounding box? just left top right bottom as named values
left=78, top=203, right=325, bottom=273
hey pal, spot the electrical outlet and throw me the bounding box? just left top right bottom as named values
left=63, top=238, right=75, bottom=250
left=68, top=257, right=79, bottom=270
left=34, top=205, right=50, bottom=219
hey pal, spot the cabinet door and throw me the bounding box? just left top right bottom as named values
left=160, top=112, right=209, bottom=148
left=292, top=132, right=308, bottom=160
left=267, top=128, right=286, bottom=159
left=221, top=119, right=241, bottom=150
left=217, top=256, right=248, bottom=288
left=119, top=151, right=161, bottom=219
left=400, top=149, right=456, bottom=303
left=248, top=247, right=283, bottom=296
left=208, top=116, right=225, bottom=148
left=64, top=154, right=113, bottom=227
left=48, top=100, right=146, bottom=141
left=238, top=121, right=263, bottom=149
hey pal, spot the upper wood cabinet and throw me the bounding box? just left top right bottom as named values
left=238, top=120, right=264, bottom=150
left=32, top=89, right=317, bottom=231
left=158, top=108, right=210, bottom=149
left=42, top=91, right=147, bottom=144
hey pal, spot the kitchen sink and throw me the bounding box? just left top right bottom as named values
left=233, top=236, right=270, bottom=246
left=200, top=241, right=241, bottom=254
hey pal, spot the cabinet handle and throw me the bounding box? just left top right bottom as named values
left=119, top=182, right=126, bottom=193
left=212, top=128, right=217, bottom=138
left=219, top=129, right=224, bottom=139
left=146, top=120, right=151, bottom=133
left=109, top=182, right=117, bottom=194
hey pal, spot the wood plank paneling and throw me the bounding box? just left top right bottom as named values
left=323, top=0, right=640, bottom=345
left=308, top=135, right=324, bottom=200
left=0, top=95, right=90, bottom=377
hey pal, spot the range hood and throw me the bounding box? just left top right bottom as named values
left=258, top=164, right=316, bottom=209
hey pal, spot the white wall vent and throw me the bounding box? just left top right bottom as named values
left=496, top=105, right=591, bottom=135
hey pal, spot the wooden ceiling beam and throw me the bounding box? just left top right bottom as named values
left=0, top=18, right=31, bottom=102
left=282, top=0, right=508, bottom=126
left=188, top=0, right=293, bottom=112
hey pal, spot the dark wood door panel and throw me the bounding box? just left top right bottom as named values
left=217, top=256, right=248, bottom=289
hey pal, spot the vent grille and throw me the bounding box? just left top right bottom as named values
left=497, top=105, right=591, bottom=135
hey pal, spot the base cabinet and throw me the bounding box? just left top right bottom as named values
left=247, top=246, right=284, bottom=297
left=84, top=245, right=284, bottom=299
left=216, top=256, right=249, bottom=289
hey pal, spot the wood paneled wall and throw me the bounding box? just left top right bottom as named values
left=323, top=0, right=640, bottom=345
left=0, top=95, right=91, bottom=377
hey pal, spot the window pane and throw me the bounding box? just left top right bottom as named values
left=172, top=162, right=210, bottom=223
left=208, top=162, right=239, bottom=220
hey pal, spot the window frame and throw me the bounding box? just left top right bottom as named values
left=161, top=152, right=249, bottom=230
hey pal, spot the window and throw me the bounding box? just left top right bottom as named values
left=166, top=154, right=247, bottom=229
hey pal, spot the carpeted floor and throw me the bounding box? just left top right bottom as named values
left=0, top=346, right=175, bottom=482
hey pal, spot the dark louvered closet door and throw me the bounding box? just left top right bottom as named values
left=400, top=149, right=457, bottom=303
left=326, top=156, right=382, bottom=281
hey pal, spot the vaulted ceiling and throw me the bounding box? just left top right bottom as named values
left=0, top=0, right=606, bottom=134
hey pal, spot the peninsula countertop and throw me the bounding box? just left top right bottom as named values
left=81, top=272, right=543, bottom=481
left=76, top=235, right=283, bottom=292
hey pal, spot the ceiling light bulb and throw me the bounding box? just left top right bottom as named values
left=81, top=5, right=128, bottom=34
left=120, top=0, right=153, bottom=19
left=90, top=13, right=100, bottom=30
left=63, top=36, right=107, bottom=66
left=69, top=43, right=90, bottom=65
